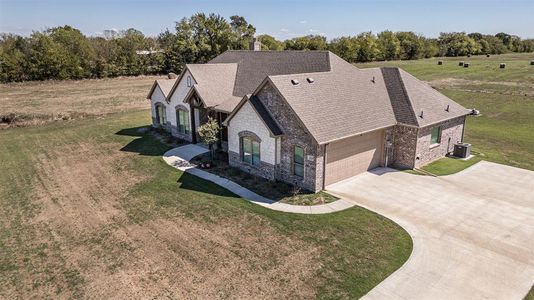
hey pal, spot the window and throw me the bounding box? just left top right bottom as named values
left=156, top=104, right=166, bottom=125
left=176, top=109, right=190, bottom=134
left=187, top=76, right=192, bottom=87
left=242, top=137, right=260, bottom=166
left=430, top=126, right=441, bottom=145
left=293, top=146, right=304, bottom=177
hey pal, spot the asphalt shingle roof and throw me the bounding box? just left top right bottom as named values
left=165, top=50, right=469, bottom=143
left=268, top=62, right=396, bottom=145
left=185, top=63, right=238, bottom=108
left=209, top=50, right=332, bottom=97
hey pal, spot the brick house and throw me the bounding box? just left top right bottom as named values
left=148, top=43, right=470, bottom=192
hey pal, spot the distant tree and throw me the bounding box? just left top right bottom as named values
left=377, top=31, right=400, bottom=60
left=438, top=32, right=480, bottom=56
left=0, top=34, right=28, bottom=82
left=197, top=117, right=220, bottom=162
left=355, top=32, right=379, bottom=62
left=396, top=32, right=423, bottom=60
left=420, top=38, right=439, bottom=58
left=328, top=36, right=358, bottom=62
left=229, top=15, right=256, bottom=50
left=48, top=25, right=95, bottom=79
left=27, top=32, right=68, bottom=80
left=285, top=35, right=328, bottom=50
left=257, top=34, right=284, bottom=51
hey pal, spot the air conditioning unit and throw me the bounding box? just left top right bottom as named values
left=454, top=143, right=471, bottom=158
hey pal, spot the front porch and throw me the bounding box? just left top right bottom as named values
left=187, top=91, right=229, bottom=151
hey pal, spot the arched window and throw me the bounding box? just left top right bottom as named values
left=187, top=76, right=192, bottom=87
left=176, top=107, right=190, bottom=134
left=239, top=131, right=261, bottom=166
left=155, top=103, right=166, bottom=125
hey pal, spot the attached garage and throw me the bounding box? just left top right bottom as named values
left=325, top=129, right=385, bottom=186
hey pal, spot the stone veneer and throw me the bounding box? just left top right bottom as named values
left=414, top=116, right=465, bottom=168
left=391, top=125, right=418, bottom=169
left=388, top=116, right=466, bottom=169
left=229, top=150, right=276, bottom=180
left=256, top=83, right=322, bottom=192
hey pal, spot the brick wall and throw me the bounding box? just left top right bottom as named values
left=414, top=116, right=465, bottom=168
left=392, top=125, right=418, bottom=169
left=256, top=83, right=321, bottom=192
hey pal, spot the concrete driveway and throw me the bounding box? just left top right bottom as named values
left=327, top=161, right=534, bottom=300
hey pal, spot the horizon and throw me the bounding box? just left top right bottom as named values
left=1, top=0, right=533, bottom=40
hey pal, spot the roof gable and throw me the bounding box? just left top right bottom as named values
left=147, top=78, right=176, bottom=100
left=224, top=94, right=283, bottom=137
left=389, top=68, right=470, bottom=127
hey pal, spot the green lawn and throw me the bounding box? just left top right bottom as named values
left=357, top=52, right=534, bottom=171
left=525, top=285, right=534, bottom=300
left=419, top=156, right=483, bottom=176
left=0, top=110, right=411, bottom=299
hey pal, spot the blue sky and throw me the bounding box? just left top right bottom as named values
left=1, top=0, right=533, bottom=39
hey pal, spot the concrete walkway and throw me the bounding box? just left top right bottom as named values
left=327, top=161, right=534, bottom=300
left=163, top=144, right=355, bottom=214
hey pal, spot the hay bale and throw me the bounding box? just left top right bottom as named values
left=500, top=63, right=506, bottom=69
left=467, top=54, right=471, bottom=57
left=167, top=72, right=177, bottom=79
left=531, top=60, right=534, bottom=65
left=486, top=54, right=490, bottom=57
left=459, top=61, right=464, bottom=66
left=438, top=60, right=443, bottom=65
left=464, top=63, right=470, bottom=68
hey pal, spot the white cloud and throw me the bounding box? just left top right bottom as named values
left=308, top=29, right=319, bottom=33
left=280, top=28, right=289, bottom=32
left=299, top=20, right=307, bottom=24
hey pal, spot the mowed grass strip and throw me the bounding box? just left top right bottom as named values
left=357, top=52, right=534, bottom=171
left=0, top=110, right=411, bottom=299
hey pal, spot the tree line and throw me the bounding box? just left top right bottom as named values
left=1, top=13, right=533, bottom=83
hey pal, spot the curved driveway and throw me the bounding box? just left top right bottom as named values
left=327, top=161, right=534, bottom=300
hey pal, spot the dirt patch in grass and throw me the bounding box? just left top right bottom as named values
left=192, top=152, right=338, bottom=205
left=75, top=217, right=320, bottom=299
left=20, top=139, right=322, bottom=299
left=31, top=141, right=145, bottom=233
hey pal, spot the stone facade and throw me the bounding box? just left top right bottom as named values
left=229, top=150, right=276, bottom=180
left=391, top=125, right=418, bottom=169
left=256, top=83, right=321, bottom=192
left=387, top=116, right=466, bottom=169
left=414, top=116, right=465, bottom=168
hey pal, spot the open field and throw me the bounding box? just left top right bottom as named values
left=0, top=76, right=157, bottom=127
left=1, top=52, right=532, bottom=298
left=0, top=109, right=411, bottom=299
left=357, top=52, right=534, bottom=171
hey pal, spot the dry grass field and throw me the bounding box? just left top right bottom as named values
left=0, top=76, right=157, bottom=127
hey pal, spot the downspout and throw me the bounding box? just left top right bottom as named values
left=461, top=115, right=466, bottom=143
left=322, top=143, right=328, bottom=190
left=413, top=128, right=420, bottom=169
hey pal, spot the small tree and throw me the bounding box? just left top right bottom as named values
left=197, top=117, right=220, bottom=163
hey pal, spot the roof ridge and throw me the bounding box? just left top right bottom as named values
left=381, top=67, right=419, bottom=126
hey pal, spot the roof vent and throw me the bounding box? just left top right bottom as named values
left=306, top=77, right=314, bottom=83
left=371, top=76, right=375, bottom=83
left=419, top=110, right=424, bottom=118
left=291, top=79, right=300, bottom=85
left=445, top=104, right=450, bottom=112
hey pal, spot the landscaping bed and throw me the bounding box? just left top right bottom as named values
left=191, top=151, right=338, bottom=205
